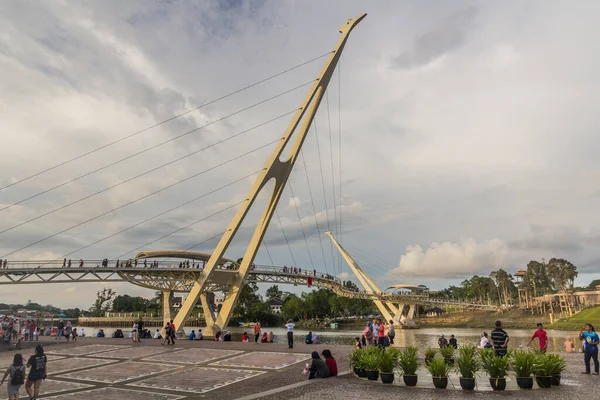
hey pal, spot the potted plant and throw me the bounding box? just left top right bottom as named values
left=547, top=354, right=567, bottom=386
left=533, top=353, right=553, bottom=388
left=378, top=348, right=399, bottom=384
left=511, top=350, right=535, bottom=389
left=481, top=353, right=510, bottom=391
left=439, top=345, right=456, bottom=365
left=425, top=348, right=437, bottom=366
left=455, top=345, right=479, bottom=390
left=363, top=348, right=381, bottom=381
left=426, top=357, right=451, bottom=389
left=348, top=348, right=361, bottom=376
left=398, top=346, right=420, bottom=386
left=355, top=350, right=368, bottom=378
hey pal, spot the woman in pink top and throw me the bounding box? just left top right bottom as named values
left=362, top=321, right=373, bottom=346
left=377, top=318, right=385, bottom=348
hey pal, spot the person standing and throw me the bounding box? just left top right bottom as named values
left=387, top=320, right=396, bottom=346
left=372, top=319, right=379, bottom=346
left=491, top=320, right=509, bottom=357
left=253, top=321, right=261, bottom=344
left=1, top=353, right=26, bottom=400
left=449, top=334, right=458, bottom=349
left=528, top=323, right=548, bottom=353
left=137, top=318, right=144, bottom=342
left=579, top=323, right=599, bottom=375
left=56, top=320, right=64, bottom=340
left=25, top=345, right=47, bottom=400
left=377, top=318, right=385, bottom=349
left=285, top=319, right=295, bottom=349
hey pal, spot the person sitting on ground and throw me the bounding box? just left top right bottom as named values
left=478, top=332, right=492, bottom=349
left=261, top=332, right=268, bottom=343
left=311, top=332, right=319, bottom=344
left=354, top=337, right=363, bottom=349
left=449, top=334, right=458, bottom=349
left=189, top=330, right=196, bottom=341
left=564, top=338, right=575, bottom=353
left=214, top=331, right=222, bottom=341
left=305, top=332, right=313, bottom=345
left=307, top=351, right=330, bottom=380
left=224, top=331, right=232, bottom=341
left=197, top=329, right=203, bottom=340
left=322, top=349, right=338, bottom=377
left=242, top=332, right=249, bottom=342
left=97, top=329, right=105, bottom=338
left=154, top=329, right=161, bottom=339
left=267, top=331, right=274, bottom=343
left=438, top=334, right=448, bottom=348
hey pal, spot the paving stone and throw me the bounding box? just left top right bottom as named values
left=128, top=366, right=266, bottom=394
left=55, top=361, right=181, bottom=384
left=142, top=348, right=244, bottom=365
left=12, top=378, right=94, bottom=398
left=47, top=357, right=118, bottom=374
left=92, top=345, right=183, bottom=360
left=46, top=344, right=130, bottom=356
left=210, top=351, right=311, bottom=370
left=41, top=387, right=186, bottom=399
left=0, top=353, right=64, bottom=368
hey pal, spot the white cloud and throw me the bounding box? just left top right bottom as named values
left=337, top=272, right=350, bottom=280
left=389, top=238, right=508, bottom=278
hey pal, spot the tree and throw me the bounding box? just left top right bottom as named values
left=547, top=258, right=578, bottom=292
left=589, top=279, right=600, bottom=289
left=89, top=288, right=116, bottom=317
left=112, top=295, right=151, bottom=312
left=281, top=295, right=304, bottom=320
left=265, top=285, right=283, bottom=300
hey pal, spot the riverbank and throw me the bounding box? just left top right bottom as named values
left=416, top=309, right=551, bottom=329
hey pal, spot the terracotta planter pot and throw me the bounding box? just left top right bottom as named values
left=516, top=377, right=534, bottom=389
left=403, top=374, right=418, bottom=386
left=366, top=370, right=379, bottom=381
left=459, top=377, right=476, bottom=390
left=380, top=372, right=394, bottom=384
left=432, top=376, right=448, bottom=389
left=536, top=376, right=552, bottom=388
left=489, top=377, right=506, bottom=391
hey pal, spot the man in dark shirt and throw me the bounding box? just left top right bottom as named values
left=491, top=320, right=509, bottom=357
left=449, top=334, right=458, bottom=349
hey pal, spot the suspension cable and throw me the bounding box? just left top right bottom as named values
left=326, top=91, right=340, bottom=276
left=0, top=139, right=278, bottom=259
left=338, top=59, right=343, bottom=248
left=0, top=111, right=295, bottom=236
left=184, top=231, right=226, bottom=252
left=313, top=122, right=337, bottom=275
left=262, top=241, right=275, bottom=266
left=275, top=210, right=297, bottom=267
left=287, top=179, right=315, bottom=271
left=0, top=52, right=332, bottom=192
left=114, top=201, right=242, bottom=260
left=300, top=149, right=328, bottom=273
left=59, top=171, right=259, bottom=260
left=0, top=81, right=312, bottom=213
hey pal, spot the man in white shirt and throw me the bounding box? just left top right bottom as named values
left=285, top=320, right=295, bottom=349
left=372, top=320, right=379, bottom=346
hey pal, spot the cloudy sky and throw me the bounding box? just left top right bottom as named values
left=1, top=0, right=599, bottom=309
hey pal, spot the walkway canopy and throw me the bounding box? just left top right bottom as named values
left=134, top=250, right=234, bottom=264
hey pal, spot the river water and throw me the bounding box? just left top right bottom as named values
left=76, top=326, right=580, bottom=353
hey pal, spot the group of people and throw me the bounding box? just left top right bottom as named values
left=438, top=334, right=458, bottom=348
left=358, top=318, right=395, bottom=349
left=0, top=345, right=47, bottom=400
left=305, top=350, right=338, bottom=380
left=1, top=317, right=40, bottom=347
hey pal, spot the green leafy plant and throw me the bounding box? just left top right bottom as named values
left=547, top=354, right=567, bottom=376
left=398, top=346, right=420, bottom=375
left=425, top=348, right=437, bottom=365
left=458, top=344, right=477, bottom=359
left=533, top=353, right=555, bottom=376
left=426, top=357, right=452, bottom=377
left=511, top=350, right=536, bottom=377
left=479, top=347, right=496, bottom=366
left=439, top=345, right=455, bottom=361
left=455, top=349, right=480, bottom=378
left=362, top=347, right=381, bottom=371
left=348, top=348, right=362, bottom=368
left=378, top=349, right=399, bottom=373
left=482, top=354, right=510, bottom=378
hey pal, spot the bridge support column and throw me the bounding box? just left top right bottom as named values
left=200, top=292, right=217, bottom=335
left=393, top=304, right=405, bottom=324
left=162, top=291, right=174, bottom=323
left=407, top=304, right=416, bottom=320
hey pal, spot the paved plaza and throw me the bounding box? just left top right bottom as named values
left=0, top=338, right=592, bottom=399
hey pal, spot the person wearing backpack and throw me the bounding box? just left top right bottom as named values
left=0, top=353, right=26, bottom=400
left=25, top=345, right=47, bottom=400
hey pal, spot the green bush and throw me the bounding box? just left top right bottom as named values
left=425, top=348, right=437, bottom=364
left=511, top=350, right=535, bottom=378
left=547, top=354, right=567, bottom=376
left=378, top=348, right=399, bottom=373
left=481, top=354, right=510, bottom=378
left=348, top=348, right=361, bottom=368
left=362, top=347, right=382, bottom=371
left=455, top=349, right=480, bottom=378
left=439, top=345, right=456, bottom=360
left=458, top=344, right=477, bottom=359
left=398, top=346, right=420, bottom=375
left=426, top=357, right=452, bottom=377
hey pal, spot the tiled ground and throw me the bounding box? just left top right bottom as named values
left=128, top=366, right=266, bottom=394
left=42, top=387, right=186, bottom=399
left=55, top=361, right=181, bottom=384
left=46, top=344, right=129, bottom=356
left=13, top=378, right=94, bottom=398
left=93, top=345, right=182, bottom=360
left=47, top=357, right=118, bottom=375
left=210, top=351, right=310, bottom=370
left=142, top=348, right=244, bottom=365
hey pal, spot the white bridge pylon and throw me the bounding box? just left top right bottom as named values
left=325, top=232, right=415, bottom=326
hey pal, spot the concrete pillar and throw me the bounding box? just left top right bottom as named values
left=162, top=290, right=174, bottom=324
left=394, top=304, right=405, bottom=324
left=407, top=304, right=416, bottom=320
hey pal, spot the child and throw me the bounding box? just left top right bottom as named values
left=242, top=332, right=249, bottom=342
left=354, top=337, right=363, bottom=349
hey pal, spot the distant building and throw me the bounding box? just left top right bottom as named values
left=424, top=307, right=445, bottom=317
left=266, top=298, right=284, bottom=314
